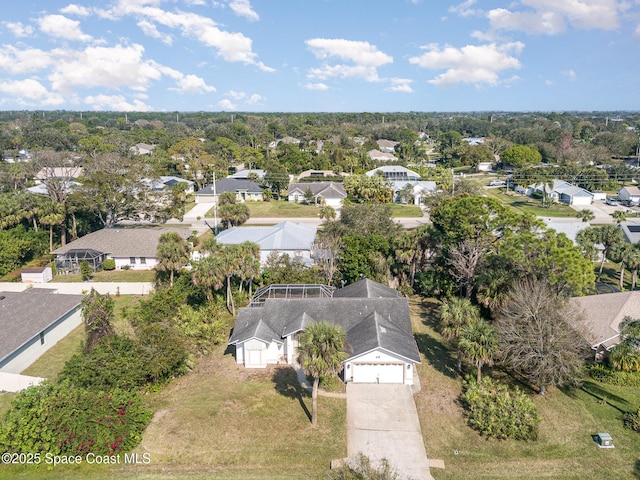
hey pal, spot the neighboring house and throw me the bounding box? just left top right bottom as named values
left=0, top=289, right=83, bottom=374
left=141, top=176, right=195, bottom=194
left=462, top=137, right=485, bottom=146
left=228, top=279, right=421, bottom=385
left=287, top=182, right=347, bottom=208
left=269, top=136, right=301, bottom=148
left=526, top=180, right=594, bottom=206
left=26, top=181, right=82, bottom=196
left=476, top=161, right=494, bottom=172
left=21, top=266, right=53, bottom=283
left=620, top=222, right=640, bottom=244
left=389, top=181, right=436, bottom=205
left=542, top=219, right=591, bottom=246
left=570, top=291, right=640, bottom=361
left=34, top=166, right=83, bottom=185
left=367, top=149, right=397, bottom=162
left=194, top=178, right=264, bottom=204
left=215, top=221, right=317, bottom=266
left=130, top=143, right=156, bottom=155
left=51, top=227, right=192, bottom=273
left=297, top=169, right=347, bottom=180
left=366, top=165, right=420, bottom=182
left=228, top=169, right=266, bottom=181
left=376, top=139, right=399, bottom=153
left=618, top=186, right=640, bottom=203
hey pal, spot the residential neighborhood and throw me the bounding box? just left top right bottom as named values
left=1, top=110, right=640, bottom=480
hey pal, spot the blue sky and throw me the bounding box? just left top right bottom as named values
left=0, top=0, right=639, bottom=112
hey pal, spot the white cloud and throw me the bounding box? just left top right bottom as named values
left=487, top=0, right=621, bottom=35
left=0, top=45, right=54, bottom=75
left=104, top=1, right=273, bottom=71
left=246, top=93, right=262, bottom=104
left=449, top=0, right=478, bottom=17
left=38, top=14, right=92, bottom=42
left=409, top=42, right=524, bottom=87
left=173, top=74, right=216, bottom=94
left=47, top=44, right=164, bottom=93
left=60, top=4, right=91, bottom=16
left=305, top=82, right=330, bottom=90
left=306, top=38, right=393, bottom=82
left=218, top=99, right=237, bottom=110
left=137, top=20, right=173, bottom=45
left=386, top=78, right=414, bottom=93
left=84, top=94, right=152, bottom=111
left=562, top=69, right=577, bottom=81
left=3, top=22, right=34, bottom=38
left=229, top=0, right=259, bottom=21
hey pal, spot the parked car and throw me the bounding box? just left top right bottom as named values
left=605, top=198, right=619, bottom=206
left=488, top=179, right=505, bottom=186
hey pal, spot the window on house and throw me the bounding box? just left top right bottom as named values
left=140, top=257, right=146, bottom=264
left=130, top=257, right=136, bottom=264
left=40, top=332, right=45, bottom=345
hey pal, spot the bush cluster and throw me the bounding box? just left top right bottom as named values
left=623, top=408, right=640, bottom=433
left=0, top=383, right=152, bottom=456
left=461, top=377, right=540, bottom=441
left=101, top=258, right=116, bottom=270
left=588, top=364, right=640, bottom=387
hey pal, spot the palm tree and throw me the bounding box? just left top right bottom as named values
left=191, top=255, right=225, bottom=302
left=592, top=225, right=624, bottom=281
left=609, top=243, right=635, bottom=291
left=297, top=321, right=348, bottom=425
left=439, top=296, right=480, bottom=372
left=156, top=231, right=190, bottom=286
left=627, top=246, right=640, bottom=290
left=458, top=318, right=498, bottom=383
left=236, top=242, right=260, bottom=296
left=611, top=210, right=630, bottom=224
left=575, top=209, right=595, bottom=223
left=609, top=342, right=640, bottom=372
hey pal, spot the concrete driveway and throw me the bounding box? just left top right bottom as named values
left=346, top=383, right=433, bottom=480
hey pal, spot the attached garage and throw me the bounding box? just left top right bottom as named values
left=352, top=362, right=405, bottom=384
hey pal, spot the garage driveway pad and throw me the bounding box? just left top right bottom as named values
left=346, top=384, right=433, bottom=480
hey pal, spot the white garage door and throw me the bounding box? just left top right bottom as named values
left=352, top=363, right=404, bottom=384
left=571, top=196, right=592, bottom=206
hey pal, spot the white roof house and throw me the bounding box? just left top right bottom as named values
left=366, top=166, right=420, bottom=182
left=389, top=181, right=436, bottom=205
left=367, top=149, right=397, bottom=162
left=215, top=221, right=317, bottom=266
left=287, top=182, right=347, bottom=208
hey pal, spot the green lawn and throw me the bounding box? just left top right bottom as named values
left=486, top=189, right=577, bottom=218
left=53, top=269, right=156, bottom=283
left=243, top=200, right=321, bottom=218
left=387, top=203, right=424, bottom=217
left=409, top=297, right=640, bottom=480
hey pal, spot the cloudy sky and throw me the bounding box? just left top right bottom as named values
left=1, top=0, right=639, bottom=112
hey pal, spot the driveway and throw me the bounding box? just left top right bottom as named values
left=346, top=383, right=433, bottom=480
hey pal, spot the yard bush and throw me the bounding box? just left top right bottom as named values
left=623, top=408, right=640, bottom=433
left=461, top=377, right=540, bottom=441
left=588, top=364, right=640, bottom=387
left=0, top=382, right=152, bottom=456
left=102, top=258, right=116, bottom=270
left=175, top=302, right=231, bottom=355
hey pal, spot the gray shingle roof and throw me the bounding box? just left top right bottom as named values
left=287, top=182, right=347, bottom=199
left=230, top=279, right=420, bottom=363
left=0, top=289, right=83, bottom=364
left=51, top=227, right=191, bottom=258
left=216, top=221, right=316, bottom=251
left=196, top=178, right=264, bottom=195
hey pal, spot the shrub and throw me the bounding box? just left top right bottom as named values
left=329, top=454, right=400, bottom=480
left=102, top=259, right=116, bottom=270
left=588, top=364, right=640, bottom=387
left=0, top=382, right=152, bottom=456
left=80, top=260, right=93, bottom=281
left=461, top=377, right=540, bottom=441
left=623, top=408, right=640, bottom=433
left=175, top=302, right=230, bottom=355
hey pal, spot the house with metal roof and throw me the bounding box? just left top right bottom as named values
left=229, top=279, right=421, bottom=385
left=51, top=226, right=192, bottom=273
left=0, top=289, right=83, bottom=375
left=215, top=221, right=317, bottom=266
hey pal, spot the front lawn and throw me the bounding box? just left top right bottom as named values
left=386, top=203, right=424, bottom=217
left=239, top=200, right=321, bottom=218
left=409, top=297, right=640, bottom=479
left=486, top=189, right=576, bottom=217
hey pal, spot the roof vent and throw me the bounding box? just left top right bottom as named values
left=380, top=326, right=386, bottom=334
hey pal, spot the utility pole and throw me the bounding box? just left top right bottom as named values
left=212, top=170, right=218, bottom=234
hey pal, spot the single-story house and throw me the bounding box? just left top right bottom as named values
left=34, top=166, right=84, bottom=184
left=130, top=143, right=156, bottom=155
left=526, top=180, right=594, bottom=206
left=297, top=169, right=347, bottom=180
left=541, top=219, right=591, bottom=246
left=215, top=221, right=317, bottom=266
left=227, top=169, right=266, bottom=180
left=51, top=227, right=192, bottom=273
left=195, top=178, right=264, bottom=204
left=620, top=222, right=640, bottom=244
left=26, top=181, right=82, bottom=196
left=287, top=182, right=347, bottom=208
left=367, top=149, right=397, bottom=162
left=462, top=137, right=485, bottom=146
left=618, top=186, right=640, bottom=203
left=229, top=279, right=421, bottom=385
left=570, top=291, right=640, bottom=361
left=476, top=161, right=494, bottom=172
left=141, top=176, right=195, bottom=194
left=366, top=165, right=420, bottom=182
left=0, top=289, right=84, bottom=374
left=376, top=139, right=399, bottom=153
left=21, top=266, right=53, bottom=283
left=389, top=181, right=436, bottom=205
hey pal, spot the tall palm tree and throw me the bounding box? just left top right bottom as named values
left=609, top=242, right=635, bottom=291
left=439, top=296, right=480, bottom=372
left=458, top=318, right=498, bottom=383
left=236, top=241, right=260, bottom=296
left=191, top=255, right=225, bottom=302
left=611, top=210, right=630, bottom=224
left=156, top=231, right=190, bottom=286
left=297, top=321, right=348, bottom=425
left=593, top=225, right=624, bottom=281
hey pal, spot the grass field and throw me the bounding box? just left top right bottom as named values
left=409, top=297, right=640, bottom=480
left=53, top=269, right=156, bottom=283
left=485, top=188, right=576, bottom=218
